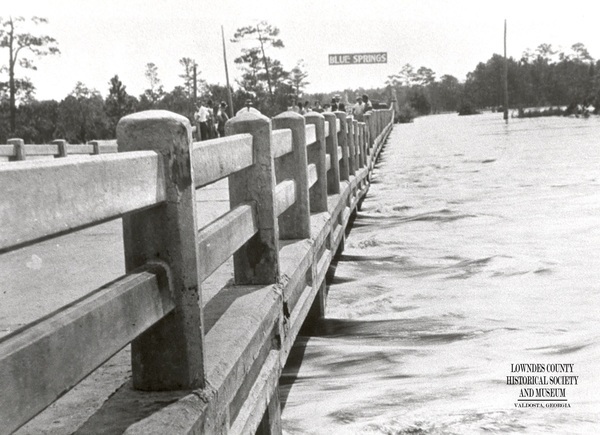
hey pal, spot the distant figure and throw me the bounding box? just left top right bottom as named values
left=353, top=97, right=365, bottom=121
left=334, top=94, right=346, bottom=112
left=362, top=94, right=373, bottom=115
left=206, top=99, right=217, bottom=138
left=216, top=101, right=229, bottom=137
left=194, top=101, right=211, bottom=141
left=313, top=101, right=323, bottom=113
left=323, top=103, right=332, bottom=112
left=236, top=99, right=261, bottom=116
left=330, top=97, right=338, bottom=111
left=297, top=101, right=306, bottom=114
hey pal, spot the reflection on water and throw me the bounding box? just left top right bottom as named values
left=281, top=113, right=600, bottom=434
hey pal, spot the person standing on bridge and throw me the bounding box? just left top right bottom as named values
left=362, top=94, right=373, bottom=115
left=334, top=94, right=346, bottom=112
left=353, top=97, right=365, bottom=121
left=216, top=101, right=229, bottom=137
left=194, top=101, right=211, bottom=141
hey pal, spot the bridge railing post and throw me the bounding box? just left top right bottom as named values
left=226, top=112, right=280, bottom=284
left=322, top=112, right=340, bottom=194
left=89, top=140, right=101, bottom=155
left=335, top=112, right=350, bottom=182
left=52, top=139, right=68, bottom=158
left=365, top=112, right=375, bottom=149
left=345, top=115, right=356, bottom=176
left=358, top=123, right=367, bottom=168
left=272, top=111, right=311, bottom=239
left=8, top=138, right=25, bottom=161
left=353, top=119, right=363, bottom=169
left=304, top=112, right=328, bottom=213
left=117, top=110, right=206, bottom=390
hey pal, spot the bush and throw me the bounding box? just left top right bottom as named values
left=457, top=101, right=481, bottom=116
left=396, top=104, right=417, bottom=123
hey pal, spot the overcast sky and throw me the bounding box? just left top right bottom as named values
left=4, top=0, right=600, bottom=100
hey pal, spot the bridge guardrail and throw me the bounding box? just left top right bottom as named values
left=0, top=107, right=394, bottom=434
left=0, top=139, right=117, bottom=162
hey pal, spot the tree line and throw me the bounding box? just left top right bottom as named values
left=2, top=16, right=599, bottom=144
left=0, top=18, right=314, bottom=144
left=381, top=42, right=600, bottom=120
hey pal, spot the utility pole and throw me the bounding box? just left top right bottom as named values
left=222, top=25, right=235, bottom=117
left=503, top=19, right=509, bottom=123
left=193, top=64, right=198, bottom=102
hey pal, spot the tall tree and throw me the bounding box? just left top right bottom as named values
left=179, top=57, right=205, bottom=100
left=289, top=59, right=309, bottom=97
left=399, top=63, right=416, bottom=87
left=415, top=66, right=436, bottom=86
left=231, top=21, right=284, bottom=98
left=0, top=16, right=59, bottom=134
left=105, top=75, right=137, bottom=132
left=142, top=62, right=164, bottom=106
left=57, top=82, right=109, bottom=143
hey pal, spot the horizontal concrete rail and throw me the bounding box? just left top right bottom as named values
left=1, top=107, right=395, bottom=434
left=193, top=134, right=253, bottom=187
left=307, top=163, right=318, bottom=188
left=272, top=129, right=293, bottom=158
left=0, top=151, right=165, bottom=252
left=0, top=263, right=174, bottom=434
left=197, top=203, right=258, bottom=281
left=305, top=123, right=316, bottom=146
left=275, top=179, right=296, bottom=217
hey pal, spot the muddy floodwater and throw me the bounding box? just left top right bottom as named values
left=280, top=113, right=600, bottom=434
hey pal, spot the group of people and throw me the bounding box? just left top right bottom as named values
left=194, top=94, right=375, bottom=141
left=194, top=100, right=230, bottom=141
left=288, top=94, right=373, bottom=121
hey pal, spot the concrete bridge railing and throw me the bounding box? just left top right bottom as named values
left=0, top=108, right=394, bottom=434
left=0, top=139, right=117, bottom=161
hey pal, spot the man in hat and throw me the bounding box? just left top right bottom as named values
left=333, top=94, right=346, bottom=112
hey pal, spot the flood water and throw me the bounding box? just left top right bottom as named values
left=280, top=113, right=600, bottom=434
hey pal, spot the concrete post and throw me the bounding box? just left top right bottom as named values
left=89, top=140, right=101, bottom=155
left=334, top=112, right=350, bottom=182
left=345, top=115, right=356, bottom=176
left=117, top=110, right=205, bottom=390
left=365, top=112, right=375, bottom=149
left=272, top=111, right=311, bottom=240
left=322, top=112, right=340, bottom=194
left=357, top=123, right=364, bottom=168
left=363, top=123, right=369, bottom=165
left=52, top=139, right=68, bottom=158
left=304, top=112, right=328, bottom=213
left=226, top=112, right=280, bottom=284
left=353, top=119, right=362, bottom=169
left=360, top=122, right=369, bottom=156
left=8, top=138, right=25, bottom=161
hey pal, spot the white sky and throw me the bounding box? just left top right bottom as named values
left=4, top=0, right=600, bottom=100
